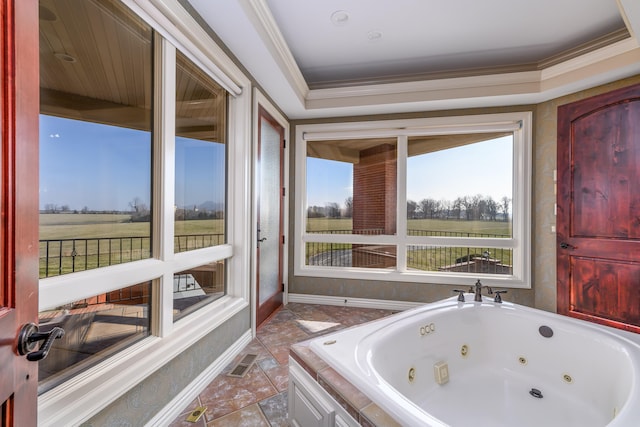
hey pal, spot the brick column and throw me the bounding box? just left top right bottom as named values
left=352, top=143, right=396, bottom=267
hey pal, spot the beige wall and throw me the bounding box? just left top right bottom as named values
left=289, top=74, right=640, bottom=311
left=82, top=307, right=250, bottom=426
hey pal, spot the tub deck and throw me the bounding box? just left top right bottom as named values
left=290, top=340, right=400, bottom=427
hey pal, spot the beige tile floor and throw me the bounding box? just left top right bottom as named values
left=169, top=303, right=395, bottom=426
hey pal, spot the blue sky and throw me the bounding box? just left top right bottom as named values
left=40, top=115, right=151, bottom=211
left=40, top=115, right=225, bottom=212
left=307, top=136, right=512, bottom=207
left=175, top=136, right=225, bottom=209
left=40, top=114, right=511, bottom=212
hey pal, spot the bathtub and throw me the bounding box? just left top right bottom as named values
left=309, top=294, right=640, bottom=427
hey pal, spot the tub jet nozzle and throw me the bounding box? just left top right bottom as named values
left=529, top=388, right=543, bottom=398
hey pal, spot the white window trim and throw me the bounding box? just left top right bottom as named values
left=38, top=1, right=253, bottom=425
left=294, top=112, right=532, bottom=289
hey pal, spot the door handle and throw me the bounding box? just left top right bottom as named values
left=559, top=242, right=577, bottom=250
left=17, top=322, right=65, bottom=362
left=257, top=227, right=266, bottom=244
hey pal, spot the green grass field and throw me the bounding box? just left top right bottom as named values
left=40, top=214, right=148, bottom=240
left=407, top=218, right=511, bottom=236
left=39, top=214, right=225, bottom=278
left=40, top=214, right=224, bottom=239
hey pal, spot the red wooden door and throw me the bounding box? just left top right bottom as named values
left=0, top=0, right=40, bottom=425
left=557, top=83, right=640, bottom=333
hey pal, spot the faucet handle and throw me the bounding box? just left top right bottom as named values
left=452, top=290, right=466, bottom=302
left=494, top=290, right=507, bottom=303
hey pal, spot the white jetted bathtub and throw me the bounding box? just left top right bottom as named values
left=309, top=294, right=640, bottom=427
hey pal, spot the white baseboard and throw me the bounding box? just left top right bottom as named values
left=287, top=293, right=424, bottom=311
left=146, top=330, right=253, bottom=427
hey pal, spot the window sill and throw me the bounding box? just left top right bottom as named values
left=294, top=266, right=530, bottom=289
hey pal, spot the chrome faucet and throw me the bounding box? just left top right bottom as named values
left=453, top=280, right=506, bottom=303
left=470, top=279, right=492, bottom=302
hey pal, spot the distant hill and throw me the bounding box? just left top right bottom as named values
left=197, top=201, right=224, bottom=211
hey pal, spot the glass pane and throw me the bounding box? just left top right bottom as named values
left=407, top=135, right=512, bottom=238
left=258, top=114, right=282, bottom=305
left=306, top=243, right=396, bottom=269
left=307, top=138, right=397, bottom=235
left=174, top=51, right=228, bottom=253
left=38, top=281, right=152, bottom=393
left=407, top=245, right=513, bottom=274
left=39, top=0, right=153, bottom=278
left=173, top=261, right=226, bottom=321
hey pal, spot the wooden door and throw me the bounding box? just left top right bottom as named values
left=256, top=106, right=285, bottom=326
left=0, top=0, right=40, bottom=424
left=557, top=83, right=640, bottom=333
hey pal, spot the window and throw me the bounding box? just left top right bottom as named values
left=38, top=281, right=152, bottom=394
left=173, top=261, right=225, bottom=321
left=39, top=0, right=153, bottom=278
left=406, top=134, right=513, bottom=275
left=295, top=113, right=531, bottom=288
left=38, top=0, right=156, bottom=387
left=174, top=51, right=228, bottom=253
left=37, top=0, right=247, bottom=411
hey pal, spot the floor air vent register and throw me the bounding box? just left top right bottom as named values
left=227, top=353, right=258, bottom=378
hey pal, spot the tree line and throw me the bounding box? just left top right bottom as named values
left=308, top=194, right=511, bottom=221
left=41, top=197, right=224, bottom=222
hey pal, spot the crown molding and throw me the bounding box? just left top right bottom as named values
left=241, top=0, right=309, bottom=103
left=306, top=70, right=542, bottom=104
left=541, top=37, right=639, bottom=81
left=303, top=38, right=640, bottom=111
left=539, top=28, right=630, bottom=69
left=617, top=0, right=640, bottom=41
left=218, top=0, right=640, bottom=117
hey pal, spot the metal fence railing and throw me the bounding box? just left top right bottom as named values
left=40, top=228, right=512, bottom=278
left=39, top=233, right=224, bottom=278
left=305, top=229, right=513, bottom=273
left=174, top=233, right=224, bottom=253
left=306, top=228, right=510, bottom=238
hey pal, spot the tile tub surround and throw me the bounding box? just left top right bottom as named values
left=169, top=303, right=394, bottom=426
left=290, top=340, right=401, bottom=427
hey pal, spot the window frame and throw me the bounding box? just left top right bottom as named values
left=37, top=1, right=252, bottom=425
left=294, top=112, right=532, bottom=289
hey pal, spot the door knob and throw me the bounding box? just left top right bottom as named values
left=17, top=322, right=65, bottom=362
left=559, top=242, right=576, bottom=250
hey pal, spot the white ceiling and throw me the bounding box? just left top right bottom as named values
left=266, top=0, right=624, bottom=86
left=188, top=0, right=640, bottom=119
